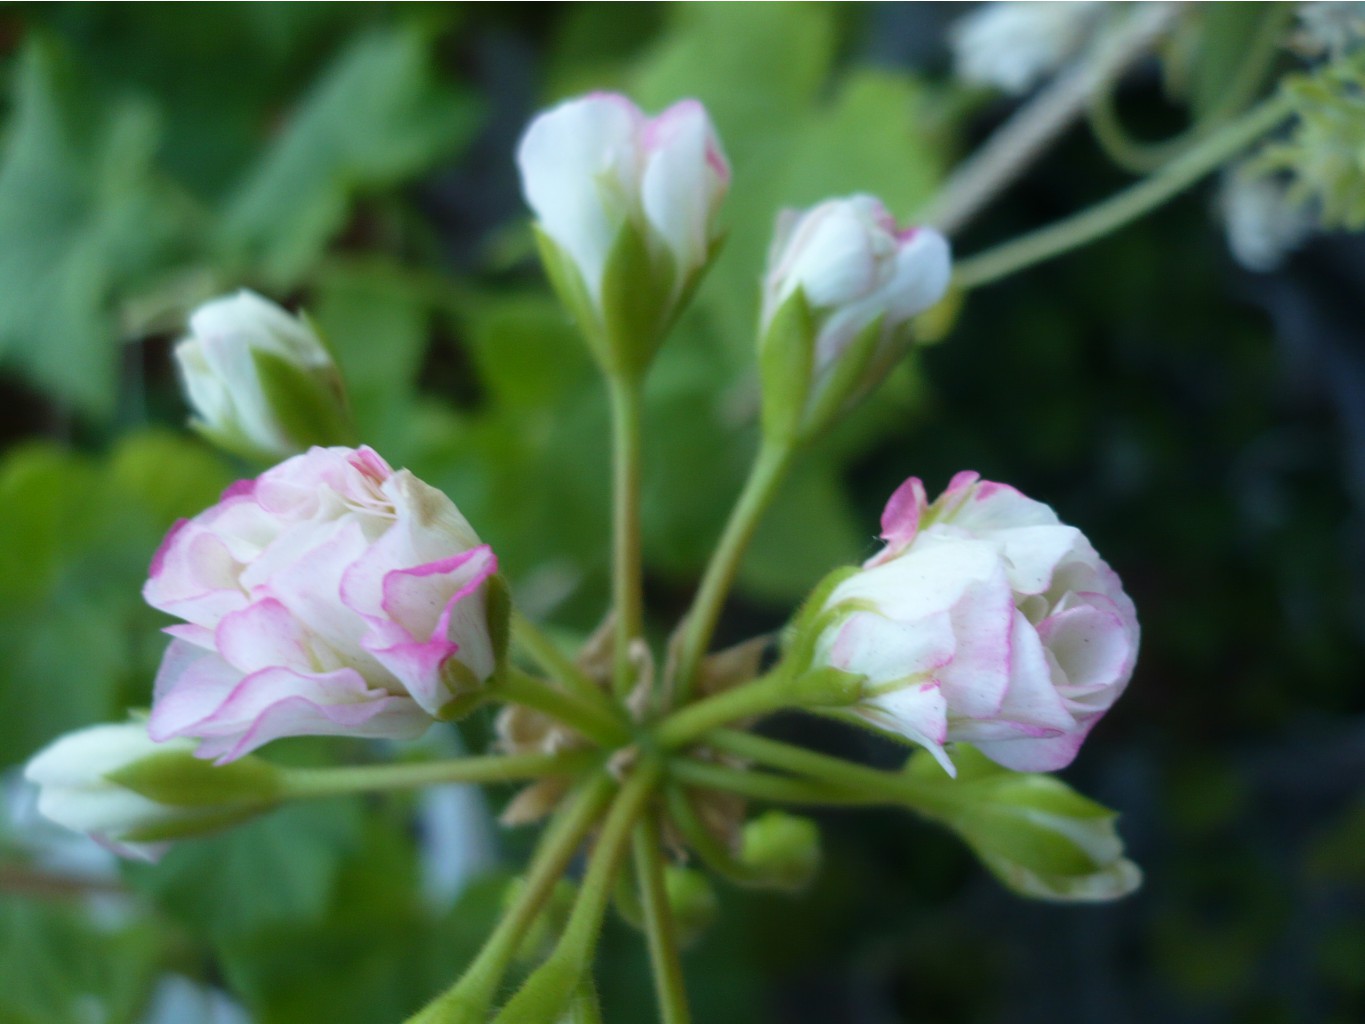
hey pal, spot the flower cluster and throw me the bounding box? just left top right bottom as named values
left=23, top=93, right=1142, bottom=1021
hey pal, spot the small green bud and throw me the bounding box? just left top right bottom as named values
left=615, top=864, right=719, bottom=947
left=740, top=811, right=822, bottom=893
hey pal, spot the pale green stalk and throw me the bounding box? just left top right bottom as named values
left=511, top=609, right=621, bottom=717
left=633, top=814, right=690, bottom=1024
left=491, top=761, right=663, bottom=1023
left=953, top=91, right=1295, bottom=291
left=278, top=750, right=599, bottom=800
left=497, top=670, right=631, bottom=749
left=608, top=374, right=646, bottom=700
left=404, top=775, right=616, bottom=1024
left=669, top=758, right=866, bottom=807
left=672, top=440, right=796, bottom=702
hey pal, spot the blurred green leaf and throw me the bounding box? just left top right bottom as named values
left=0, top=38, right=186, bottom=416
left=219, top=25, right=482, bottom=285
left=126, top=800, right=363, bottom=943
left=0, top=895, right=163, bottom=1024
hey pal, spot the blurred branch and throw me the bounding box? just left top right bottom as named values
left=922, top=2, right=1183, bottom=237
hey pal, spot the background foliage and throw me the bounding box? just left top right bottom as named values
left=1, top=4, right=1362, bottom=1022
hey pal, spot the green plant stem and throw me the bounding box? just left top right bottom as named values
left=563, top=976, right=605, bottom=1024
left=511, top=609, right=620, bottom=716
left=704, top=730, right=950, bottom=814
left=633, top=814, right=691, bottom=1024
left=673, top=440, right=796, bottom=703
left=922, top=2, right=1181, bottom=235
left=497, top=670, right=631, bottom=749
left=1087, top=4, right=1295, bottom=174
left=664, top=784, right=765, bottom=887
left=277, top=750, right=600, bottom=801
left=953, top=90, right=1295, bottom=291
left=405, top=775, right=617, bottom=1024
left=492, top=761, right=664, bottom=1023
left=607, top=373, right=646, bottom=701
left=669, top=758, right=867, bottom=806
left=655, top=671, right=786, bottom=749
left=656, top=666, right=862, bottom=750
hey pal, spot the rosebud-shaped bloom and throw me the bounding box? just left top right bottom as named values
left=814, top=471, right=1138, bottom=775
left=517, top=93, right=730, bottom=373
left=23, top=723, right=276, bottom=861
left=144, top=446, right=505, bottom=763
left=175, top=290, right=353, bottom=462
left=758, top=196, right=951, bottom=441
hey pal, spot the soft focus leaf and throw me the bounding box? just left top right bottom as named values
left=219, top=25, right=481, bottom=285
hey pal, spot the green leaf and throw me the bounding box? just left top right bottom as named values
left=218, top=25, right=481, bottom=285
left=0, top=896, right=164, bottom=1024
left=0, top=38, right=185, bottom=416
left=126, top=799, right=363, bottom=943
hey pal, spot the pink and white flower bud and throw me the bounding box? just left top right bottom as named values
left=143, top=446, right=504, bottom=763
left=816, top=472, right=1138, bottom=775
left=175, top=290, right=352, bottom=462
left=758, top=196, right=951, bottom=440
left=517, top=93, right=729, bottom=370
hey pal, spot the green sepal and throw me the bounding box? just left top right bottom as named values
left=903, top=745, right=1142, bottom=902
left=757, top=287, right=816, bottom=443
left=120, top=803, right=272, bottom=843
left=187, top=418, right=283, bottom=467
left=484, top=572, right=512, bottom=677
left=533, top=224, right=609, bottom=366
left=801, top=312, right=886, bottom=441
left=599, top=220, right=676, bottom=378
left=779, top=564, right=862, bottom=675
left=252, top=347, right=356, bottom=451
left=787, top=666, right=865, bottom=708
left=106, top=750, right=283, bottom=807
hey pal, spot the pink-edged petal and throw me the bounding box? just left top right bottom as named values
left=824, top=608, right=956, bottom=687
left=939, top=475, right=1060, bottom=533
left=992, top=610, right=1074, bottom=731
left=214, top=597, right=315, bottom=674
left=872, top=476, right=928, bottom=564
left=640, top=99, right=727, bottom=277
left=148, top=643, right=245, bottom=741
left=365, top=547, right=499, bottom=713
left=190, top=665, right=430, bottom=763
left=935, top=575, right=1015, bottom=718
left=993, top=525, right=1083, bottom=595
left=974, top=719, right=1095, bottom=773
left=861, top=681, right=955, bottom=776
left=1037, top=596, right=1134, bottom=703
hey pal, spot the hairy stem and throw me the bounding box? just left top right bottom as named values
left=672, top=440, right=796, bottom=703
left=405, top=775, right=617, bottom=1024
left=634, top=814, right=691, bottom=1024
left=497, top=670, right=632, bottom=749
left=491, top=761, right=664, bottom=1023
left=511, top=609, right=620, bottom=716
left=608, top=373, right=646, bottom=700
left=278, top=749, right=600, bottom=800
